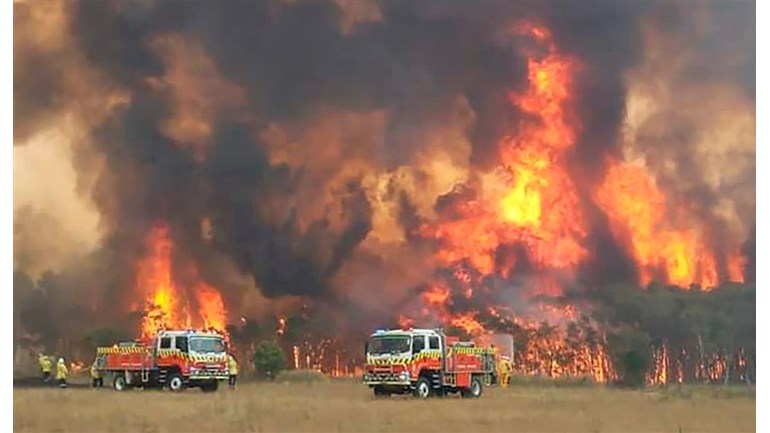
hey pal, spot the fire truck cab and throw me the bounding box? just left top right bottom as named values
left=95, top=329, right=230, bottom=392
left=363, top=328, right=499, bottom=399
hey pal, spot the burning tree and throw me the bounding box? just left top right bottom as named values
left=13, top=1, right=754, bottom=386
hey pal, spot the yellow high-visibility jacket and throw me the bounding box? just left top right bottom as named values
left=90, top=364, right=101, bottom=379
left=500, top=359, right=512, bottom=373
left=56, top=361, right=68, bottom=380
left=39, top=356, right=52, bottom=373
left=228, top=355, right=238, bottom=375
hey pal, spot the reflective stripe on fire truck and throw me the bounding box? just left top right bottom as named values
left=367, top=356, right=411, bottom=365
left=448, top=347, right=496, bottom=355
left=156, top=349, right=227, bottom=363
left=366, top=350, right=443, bottom=365
left=365, top=348, right=496, bottom=365
left=413, top=351, right=441, bottom=361
left=96, top=346, right=227, bottom=362
left=96, top=347, right=149, bottom=355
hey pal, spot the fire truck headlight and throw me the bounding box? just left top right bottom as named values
left=399, top=372, right=409, bottom=381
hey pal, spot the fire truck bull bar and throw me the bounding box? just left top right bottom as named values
left=189, top=367, right=229, bottom=380
left=363, top=369, right=411, bottom=385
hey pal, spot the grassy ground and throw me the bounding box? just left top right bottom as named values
left=14, top=377, right=755, bottom=433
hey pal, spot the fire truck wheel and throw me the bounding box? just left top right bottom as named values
left=200, top=381, right=219, bottom=393
left=461, top=376, right=483, bottom=398
left=113, top=375, right=128, bottom=392
left=413, top=377, right=432, bottom=399
left=373, top=386, right=390, bottom=398
left=167, top=374, right=186, bottom=392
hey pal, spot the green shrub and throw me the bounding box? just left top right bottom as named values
left=252, top=341, right=286, bottom=380
left=606, top=327, right=652, bottom=388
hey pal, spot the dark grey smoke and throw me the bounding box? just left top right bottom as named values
left=13, top=3, right=69, bottom=143
left=63, top=0, right=536, bottom=304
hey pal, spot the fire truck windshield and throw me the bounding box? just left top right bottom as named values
left=367, top=335, right=411, bottom=355
left=189, top=337, right=225, bottom=353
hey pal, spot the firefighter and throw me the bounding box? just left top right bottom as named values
left=90, top=361, right=103, bottom=388
left=228, top=353, right=238, bottom=389
left=56, top=358, right=68, bottom=388
left=38, top=353, right=52, bottom=383
left=498, top=355, right=512, bottom=388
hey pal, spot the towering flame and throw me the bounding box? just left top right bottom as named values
left=137, top=222, right=228, bottom=338
left=498, top=23, right=586, bottom=271
left=421, top=23, right=585, bottom=290
left=401, top=21, right=747, bottom=383
left=195, top=282, right=227, bottom=332
left=401, top=24, right=611, bottom=381
left=137, top=224, right=188, bottom=337
left=594, top=159, right=743, bottom=289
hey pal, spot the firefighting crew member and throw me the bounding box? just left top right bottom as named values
left=90, top=361, right=103, bottom=388
left=38, top=354, right=52, bottom=383
left=498, top=356, right=512, bottom=388
left=228, top=353, right=238, bottom=389
left=56, top=358, right=69, bottom=388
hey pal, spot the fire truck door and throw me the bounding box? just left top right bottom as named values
left=439, top=334, right=446, bottom=372
left=445, top=346, right=454, bottom=372
left=175, top=336, right=189, bottom=353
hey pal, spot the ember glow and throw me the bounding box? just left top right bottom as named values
left=138, top=223, right=228, bottom=338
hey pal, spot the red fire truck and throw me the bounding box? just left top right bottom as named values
left=95, top=329, right=229, bottom=392
left=363, top=328, right=500, bottom=398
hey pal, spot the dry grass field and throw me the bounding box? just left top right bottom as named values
left=14, top=377, right=755, bottom=433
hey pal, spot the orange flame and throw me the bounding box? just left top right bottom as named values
left=138, top=222, right=228, bottom=338
left=69, top=361, right=86, bottom=373
left=497, top=23, right=586, bottom=272
left=397, top=315, right=415, bottom=330
left=594, top=160, right=739, bottom=289
left=195, top=282, right=227, bottom=332
left=450, top=313, right=485, bottom=336
left=276, top=315, right=287, bottom=336
left=422, top=21, right=586, bottom=291
left=406, top=25, right=607, bottom=381
left=727, top=253, right=746, bottom=283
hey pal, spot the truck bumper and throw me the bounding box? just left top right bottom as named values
left=362, top=372, right=411, bottom=386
